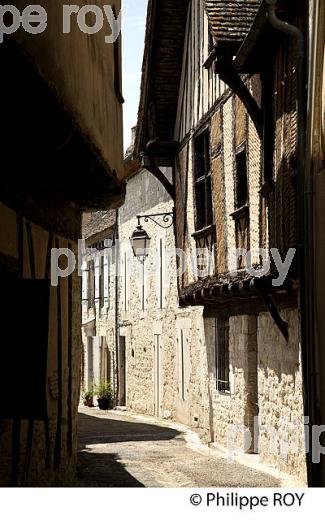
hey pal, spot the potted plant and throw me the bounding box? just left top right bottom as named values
left=95, top=381, right=113, bottom=410
left=83, top=389, right=94, bottom=407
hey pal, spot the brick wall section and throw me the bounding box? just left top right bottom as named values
left=211, top=109, right=227, bottom=274
left=269, top=39, right=297, bottom=255
left=211, top=110, right=222, bottom=150
left=248, top=77, right=263, bottom=260
left=222, top=97, right=237, bottom=271
left=212, top=154, right=227, bottom=273
left=234, top=95, right=247, bottom=148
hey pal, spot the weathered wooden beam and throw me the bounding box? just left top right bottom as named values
left=145, top=163, right=176, bottom=201
left=253, top=281, right=289, bottom=342
left=214, top=61, right=263, bottom=140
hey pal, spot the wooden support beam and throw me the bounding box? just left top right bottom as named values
left=214, top=61, right=263, bottom=140
left=253, top=281, right=289, bottom=342
left=145, top=163, right=176, bottom=201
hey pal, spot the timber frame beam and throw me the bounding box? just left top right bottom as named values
left=141, top=156, right=176, bottom=201
left=214, top=60, right=263, bottom=140
left=146, top=164, right=175, bottom=201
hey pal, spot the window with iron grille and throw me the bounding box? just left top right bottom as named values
left=216, top=317, right=230, bottom=393
left=194, top=130, right=213, bottom=231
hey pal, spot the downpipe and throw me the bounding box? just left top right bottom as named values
left=266, top=0, right=317, bottom=485
left=114, top=208, right=120, bottom=408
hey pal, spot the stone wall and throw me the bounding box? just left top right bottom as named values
left=204, top=311, right=306, bottom=482
left=258, top=309, right=307, bottom=483
left=118, top=169, right=207, bottom=425
left=205, top=316, right=257, bottom=450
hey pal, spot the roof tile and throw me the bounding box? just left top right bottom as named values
left=205, top=0, right=262, bottom=44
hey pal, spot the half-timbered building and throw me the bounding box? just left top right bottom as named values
left=134, top=0, right=315, bottom=483
left=0, top=1, right=125, bottom=486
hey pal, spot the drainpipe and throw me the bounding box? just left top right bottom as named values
left=114, top=208, right=120, bottom=407
left=266, top=0, right=317, bottom=486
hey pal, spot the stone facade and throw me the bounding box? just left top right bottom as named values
left=82, top=171, right=207, bottom=427
left=133, top=0, right=307, bottom=484
left=81, top=212, right=117, bottom=399
left=81, top=165, right=307, bottom=484
left=81, top=0, right=312, bottom=486
left=117, top=169, right=206, bottom=425
left=169, top=2, right=306, bottom=483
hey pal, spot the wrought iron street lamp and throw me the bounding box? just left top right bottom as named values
left=130, top=223, right=151, bottom=259
left=130, top=211, right=174, bottom=260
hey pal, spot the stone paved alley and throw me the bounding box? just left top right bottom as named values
left=77, top=407, right=284, bottom=488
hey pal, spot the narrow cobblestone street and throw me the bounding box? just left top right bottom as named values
left=77, top=406, right=281, bottom=487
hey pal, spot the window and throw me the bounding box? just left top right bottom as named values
left=193, top=130, right=216, bottom=274
left=216, top=317, right=230, bottom=393
left=194, top=130, right=213, bottom=231
left=235, top=148, right=248, bottom=209
left=233, top=147, right=250, bottom=269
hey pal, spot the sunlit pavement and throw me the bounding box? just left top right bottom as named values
left=77, top=406, right=282, bottom=488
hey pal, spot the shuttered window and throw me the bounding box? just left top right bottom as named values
left=103, top=251, right=110, bottom=309
left=99, top=255, right=105, bottom=308
left=87, top=260, right=95, bottom=309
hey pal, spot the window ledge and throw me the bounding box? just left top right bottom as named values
left=192, top=224, right=216, bottom=238
left=230, top=205, right=249, bottom=220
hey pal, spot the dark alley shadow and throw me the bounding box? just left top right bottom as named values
left=77, top=412, right=182, bottom=487
left=78, top=412, right=181, bottom=448
left=77, top=450, right=145, bottom=487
